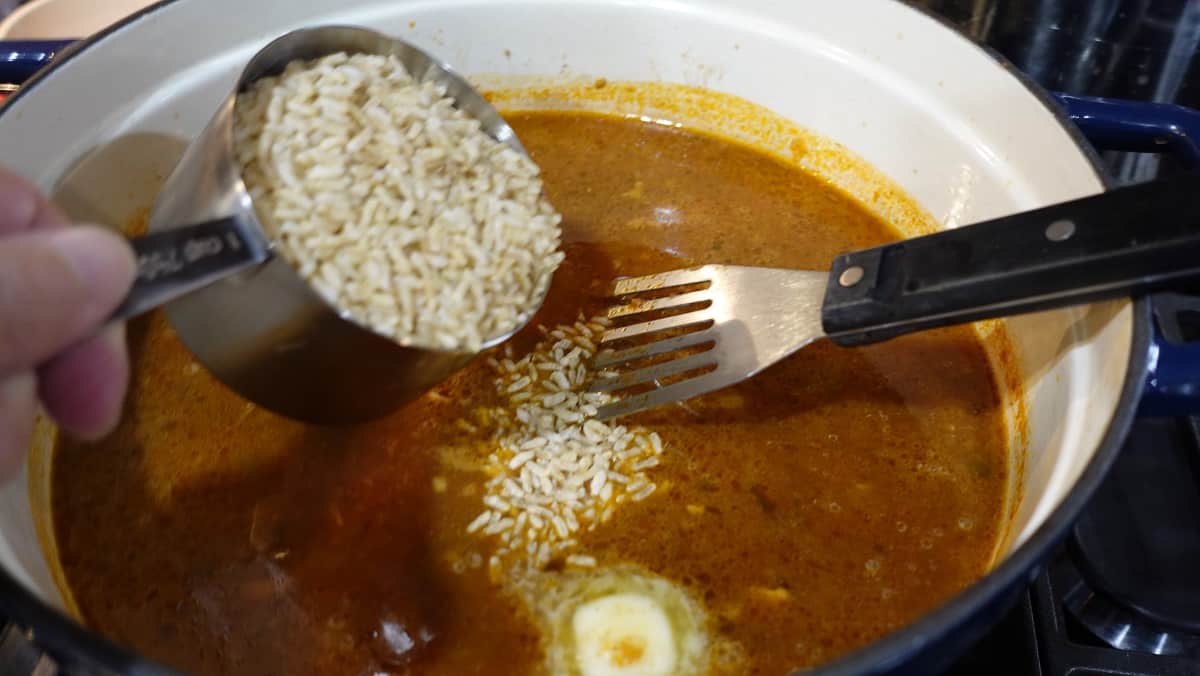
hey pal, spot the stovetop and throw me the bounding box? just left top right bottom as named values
left=945, top=416, right=1200, bottom=676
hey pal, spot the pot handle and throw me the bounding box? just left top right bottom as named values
left=1052, top=93, right=1200, bottom=167
left=1052, top=91, right=1200, bottom=416
left=0, top=40, right=75, bottom=86
left=1140, top=294, right=1200, bottom=417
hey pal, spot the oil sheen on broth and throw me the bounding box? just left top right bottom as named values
left=50, top=110, right=1010, bottom=675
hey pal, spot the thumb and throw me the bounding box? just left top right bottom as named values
left=0, top=226, right=135, bottom=375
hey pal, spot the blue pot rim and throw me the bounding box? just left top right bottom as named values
left=0, top=2, right=1148, bottom=674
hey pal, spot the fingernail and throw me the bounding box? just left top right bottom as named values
left=48, top=226, right=136, bottom=290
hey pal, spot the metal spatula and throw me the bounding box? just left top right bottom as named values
left=588, top=173, right=1200, bottom=420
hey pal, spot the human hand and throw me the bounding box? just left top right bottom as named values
left=0, top=166, right=135, bottom=481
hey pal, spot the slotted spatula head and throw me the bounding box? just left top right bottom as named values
left=588, top=265, right=829, bottom=419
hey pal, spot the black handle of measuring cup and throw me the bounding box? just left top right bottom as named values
left=1054, top=92, right=1200, bottom=416
left=821, top=172, right=1200, bottom=346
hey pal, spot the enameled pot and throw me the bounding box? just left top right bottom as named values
left=0, top=1, right=1198, bottom=674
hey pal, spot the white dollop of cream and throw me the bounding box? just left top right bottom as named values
left=572, top=593, right=677, bottom=676
left=506, top=564, right=713, bottom=675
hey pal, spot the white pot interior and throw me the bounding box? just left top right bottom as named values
left=0, top=0, right=158, bottom=39
left=0, top=0, right=1128, bottom=654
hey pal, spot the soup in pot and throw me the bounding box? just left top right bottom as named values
left=49, top=99, right=1014, bottom=675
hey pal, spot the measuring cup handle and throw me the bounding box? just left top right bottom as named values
left=110, top=218, right=271, bottom=321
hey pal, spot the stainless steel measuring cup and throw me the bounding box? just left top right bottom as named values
left=118, top=25, right=540, bottom=424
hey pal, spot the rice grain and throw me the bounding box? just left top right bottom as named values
left=467, top=315, right=667, bottom=568
left=234, top=52, right=564, bottom=351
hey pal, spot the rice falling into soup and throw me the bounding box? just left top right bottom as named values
left=233, top=52, right=565, bottom=351
left=467, top=315, right=665, bottom=571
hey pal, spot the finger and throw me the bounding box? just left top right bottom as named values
left=0, top=166, right=63, bottom=234
left=0, top=371, right=36, bottom=481
left=31, top=198, right=68, bottom=231
left=0, top=226, right=135, bottom=375
left=38, top=323, right=129, bottom=441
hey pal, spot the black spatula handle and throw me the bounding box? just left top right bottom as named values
left=822, top=173, right=1200, bottom=346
